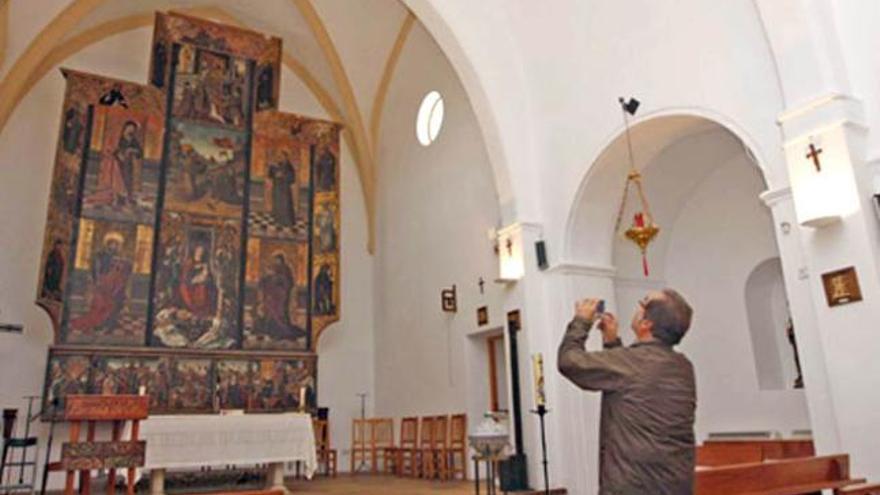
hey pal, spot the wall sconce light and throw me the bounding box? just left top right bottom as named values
left=441, top=285, right=457, bottom=312
left=789, top=136, right=858, bottom=228
left=496, top=226, right=525, bottom=283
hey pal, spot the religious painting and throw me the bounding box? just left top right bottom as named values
left=822, top=267, right=863, bottom=307
left=250, top=358, right=315, bottom=412
left=304, top=119, right=342, bottom=339
left=151, top=212, right=241, bottom=349
left=164, top=120, right=247, bottom=217
left=89, top=356, right=170, bottom=412
left=166, top=358, right=213, bottom=412
left=150, top=12, right=281, bottom=113
left=80, top=105, right=164, bottom=224
left=313, top=142, right=338, bottom=194
left=248, top=113, right=312, bottom=241
left=216, top=360, right=255, bottom=410
left=171, top=45, right=252, bottom=128
left=61, top=220, right=151, bottom=346
left=43, top=354, right=91, bottom=416
left=314, top=200, right=339, bottom=255
left=243, top=239, right=309, bottom=350
left=37, top=71, right=165, bottom=328
left=313, top=262, right=338, bottom=318
left=90, top=356, right=144, bottom=395
left=477, top=306, right=489, bottom=327
left=255, top=63, right=276, bottom=111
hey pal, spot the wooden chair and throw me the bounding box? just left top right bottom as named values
left=350, top=419, right=369, bottom=473
left=383, top=417, right=418, bottom=476
left=369, top=418, right=394, bottom=473
left=312, top=419, right=337, bottom=477
left=417, top=416, right=436, bottom=478
left=61, top=395, right=148, bottom=495
left=446, top=414, right=467, bottom=480
left=428, top=415, right=450, bottom=481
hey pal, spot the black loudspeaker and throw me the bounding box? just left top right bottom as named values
left=535, top=240, right=548, bottom=270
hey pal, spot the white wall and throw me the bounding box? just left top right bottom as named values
left=0, top=24, right=376, bottom=483
left=372, top=21, right=504, bottom=422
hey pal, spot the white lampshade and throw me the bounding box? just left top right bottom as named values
left=787, top=133, right=859, bottom=228
left=497, top=226, right=525, bottom=282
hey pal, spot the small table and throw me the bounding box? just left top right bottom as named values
left=129, top=413, right=316, bottom=495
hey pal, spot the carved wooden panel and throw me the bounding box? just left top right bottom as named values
left=61, top=440, right=146, bottom=470
left=64, top=395, right=149, bottom=421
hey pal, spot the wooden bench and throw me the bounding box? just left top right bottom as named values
left=207, top=490, right=284, bottom=495
left=836, top=483, right=880, bottom=495
left=697, top=439, right=814, bottom=467
left=695, top=454, right=865, bottom=494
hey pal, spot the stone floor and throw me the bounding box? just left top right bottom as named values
left=285, top=475, right=566, bottom=494
left=286, top=475, right=477, bottom=494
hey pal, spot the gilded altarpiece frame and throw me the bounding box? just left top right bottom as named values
left=37, top=12, right=339, bottom=418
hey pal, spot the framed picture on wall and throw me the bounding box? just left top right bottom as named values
left=441, top=285, right=457, bottom=312
left=477, top=306, right=489, bottom=326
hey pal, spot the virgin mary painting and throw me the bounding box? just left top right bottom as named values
left=178, top=244, right=217, bottom=318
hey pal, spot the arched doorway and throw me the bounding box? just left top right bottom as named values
left=566, top=114, right=810, bottom=441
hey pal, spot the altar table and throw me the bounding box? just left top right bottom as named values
left=129, top=413, right=316, bottom=495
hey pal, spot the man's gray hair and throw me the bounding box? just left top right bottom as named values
left=644, top=288, right=693, bottom=346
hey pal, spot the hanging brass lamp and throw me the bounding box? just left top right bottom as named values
left=613, top=98, right=660, bottom=277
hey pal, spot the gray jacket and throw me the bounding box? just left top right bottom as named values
left=558, top=317, right=696, bottom=495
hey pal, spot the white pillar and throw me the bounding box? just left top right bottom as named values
left=760, top=187, right=842, bottom=454
left=524, top=253, right=619, bottom=495
left=775, top=95, right=880, bottom=479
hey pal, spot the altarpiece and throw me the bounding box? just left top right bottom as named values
left=36, top=12, right=341, bottom=416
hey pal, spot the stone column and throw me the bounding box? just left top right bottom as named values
left=500, top=218, right=621, bottom=495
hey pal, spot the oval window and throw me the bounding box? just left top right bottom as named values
left=416, top=90, right=444, bottom=146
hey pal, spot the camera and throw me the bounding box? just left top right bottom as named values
left=596, top=300, right=605, bottom=315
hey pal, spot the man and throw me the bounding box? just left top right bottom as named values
left=558, top=289, right=696, bottom=495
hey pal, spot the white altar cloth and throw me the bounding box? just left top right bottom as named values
left=133, top=413, right=316, bottom=478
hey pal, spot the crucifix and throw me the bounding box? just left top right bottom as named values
left=478, top=277, right=485, bottom=294
left=806, top=142, right=823, bottom=172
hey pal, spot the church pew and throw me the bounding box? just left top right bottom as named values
left=836, top=483, right=880, bottom=495
left=696, top=439, right=815, bottom=467
left=207, top=490, right=284, bottom=495
left=694, top=454, right=865, bottom=494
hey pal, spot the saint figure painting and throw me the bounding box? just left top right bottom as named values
left=81, top=105, right=163, bottom=225
left=268, top=152, right=297, bottom=227
left=244, top=239, right=307, bottom=350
